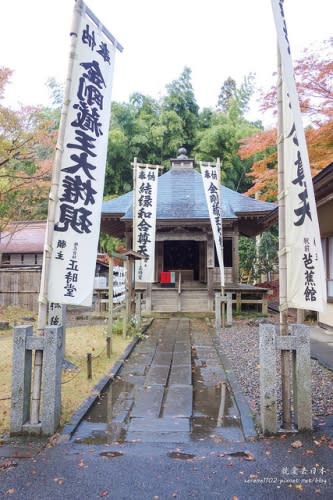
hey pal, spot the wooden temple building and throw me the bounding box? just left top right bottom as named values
left=101, top=150, right=277, bottom=313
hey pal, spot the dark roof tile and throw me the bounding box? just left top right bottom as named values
left=102, top=167, right=276, bottom=220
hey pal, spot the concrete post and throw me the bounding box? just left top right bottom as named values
left=146, top=283, right=152, bottom=312
left=40, top=326, right=63, bottom=435
left=259, top=324, right=277, bottom=434
left=226, top=292, right=232, bottom=326
left=11, top=325, right=63, bottom=436
left=215, top=292, right=221, bottom=330
left=135, top=292, right=142, bottom=329
left=10, top=326, right=33, bottom=434
left=292, top=324, right=312, bottom=430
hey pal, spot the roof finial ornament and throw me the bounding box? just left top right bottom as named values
left=177, top=147, right=188, bottom=160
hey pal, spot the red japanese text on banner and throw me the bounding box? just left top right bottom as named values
left=133, top=164, right=159, bottom=283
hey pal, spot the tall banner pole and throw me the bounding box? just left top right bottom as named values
left=32, top=0, right=122, bottom=426
left=31, top=0, right=82, bottom=425
left=132, top=157, right=138, bottom=252
left=217, top=158, right=225, bottom=328
left=277, top=47, right=292, bottom=429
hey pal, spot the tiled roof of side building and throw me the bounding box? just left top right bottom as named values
left=0, top=221, right=46, bottom=253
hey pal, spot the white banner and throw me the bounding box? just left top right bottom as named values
left=271, top=0, right=326, bottom=311
left=48, top=5, right=117, bottom=305
left=112, top=265, right=127, bottom=304
left=133, top=163, right=159, bottom=283
left=200, top=161, right=224, bottom=287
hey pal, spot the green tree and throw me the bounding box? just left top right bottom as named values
left=162, top=66, right=199, bottom=153
left=239, top=227, right=278, bottom=284
left=195, top=74, right=261, bottom=192
left=217, top=76, right=237, bottom=113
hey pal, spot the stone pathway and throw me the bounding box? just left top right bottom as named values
left=73, top=317, right=247, bottom=445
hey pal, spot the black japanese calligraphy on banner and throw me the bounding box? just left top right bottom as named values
left=271, top=0, right=326, bottom=311
left=133, top=164, right=159, bottom=283
left=112, top=265, right=127, bottom=304
left=200, top=162, right=224, bottom=287
left=48, top=7, right=116, bottom=306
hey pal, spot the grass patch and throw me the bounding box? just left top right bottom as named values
left=0, top=315, right=132, bottom=436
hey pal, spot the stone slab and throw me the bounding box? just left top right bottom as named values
left=156, top=342, right=175, bottom=353
left=169, top=365, right=192, bottom=386
left=121, top=375, right=146, bottom=385
left=120, top=364, right=147, bottom=376
left=126, top=352, right=155, bottom=365
left=145, top=366, right=170, bottom=386
left=152, top=351, right=173, bottom=365
left=172, top=351, right=191, bottom=366
left=128, top=417, right=190, bottom=432
left=174, top=341, right=191, bottom=352
left=131, top=386, right=164, bottom=417
left=125, top=431, right=190, bottom=443
left=162, top=385, right=193, bottom=417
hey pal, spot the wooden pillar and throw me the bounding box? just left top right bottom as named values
left=236, top=291, right=241, bottom=313
left=233, top=226, right=239, bottom=284
left=207, top=233, right=214, bottom=311
left=146, top=282, right=152, bottom=312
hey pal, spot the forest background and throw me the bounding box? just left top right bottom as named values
left=1, top=38, right=332, bottom=281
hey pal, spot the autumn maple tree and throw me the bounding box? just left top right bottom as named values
left=240, top=38, right=333, bottom=200
left=0, top=68, right=57, bottom=231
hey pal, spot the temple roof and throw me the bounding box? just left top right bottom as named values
left=0, top=221, right=46, bottom=254
left=102, top=166, right=276, bottom=222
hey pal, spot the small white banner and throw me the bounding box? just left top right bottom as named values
left=48, top=5, right=117, bottom=305
left=133, top=163, right=159, bottom=283
left=200, top=161, right=224, bottom=287
left=113, top=265, right=127, bottom=304
left=271, top=0, right=326, bottom=311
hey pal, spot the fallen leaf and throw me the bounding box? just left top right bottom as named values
left=53, top=477, right=64, bottom=485
left=291, top=440, right=303, bottom=449
left=295, top=484, right=304, bottom=491
left=6, top=489, right=16, bottom=495
left=0, top=460, right=17, bottom=471
left=243, top=451, right=255, bottom=461
left=304, top=449, right=314, bottom=455
left=100, top=490, right=109, bottom=497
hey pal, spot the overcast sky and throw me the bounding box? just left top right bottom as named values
left=1, top=0, right=332, bottom=125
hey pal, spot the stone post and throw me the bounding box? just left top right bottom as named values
left=10, top=326, right=33, bottom=434
left=40, top=326, right=63, bottom=435
left=11, top=325, right=63, bottom=436
left=259, top=324, right=277, bottom=434
left=292, top=324, right=312, bottom=430
left=215, top=292, right=221, bottom=330
left=226, top=292, right=233, bottom=326
left=135, top=292, right=142, bottom=329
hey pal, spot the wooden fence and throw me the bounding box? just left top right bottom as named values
left=0, top=267, right=42, bottom=312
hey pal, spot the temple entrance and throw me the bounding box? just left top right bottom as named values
left=163, top=240, right=200, bottom=281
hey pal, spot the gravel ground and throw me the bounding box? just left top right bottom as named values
left=216, top=315, right=333, bottom=423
